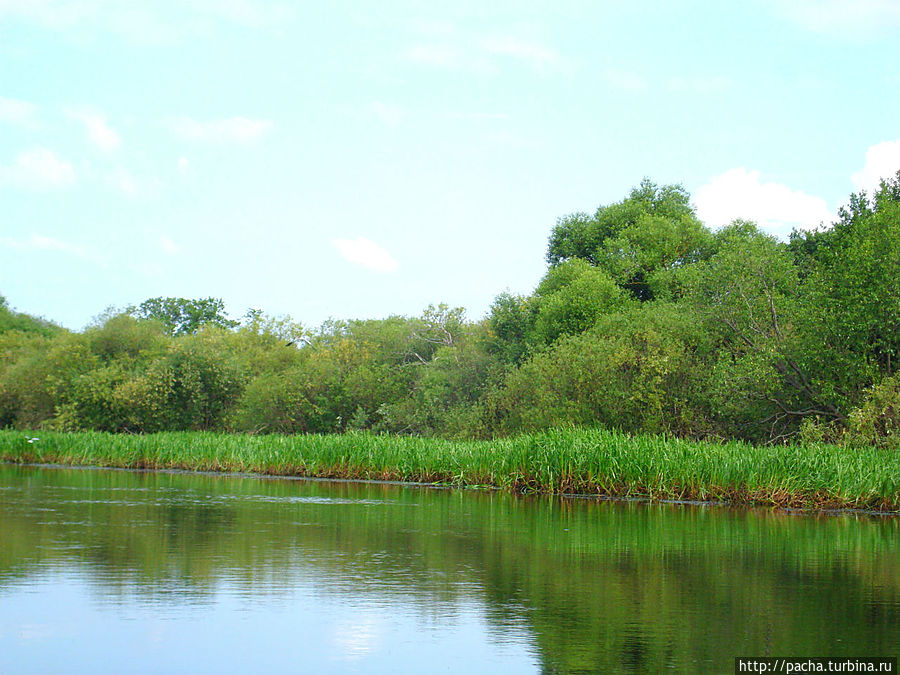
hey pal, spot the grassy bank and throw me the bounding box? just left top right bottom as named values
left=0, top=429, right=897, bottom=511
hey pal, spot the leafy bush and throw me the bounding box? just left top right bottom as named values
left=842, top=374, right=900, bottom=449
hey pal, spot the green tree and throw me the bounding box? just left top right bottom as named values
left=531, top=260, right=630, bottom=346
left=803, top=173, right=900, bottom=378
left=546, top=180, right=711, bottom=301
left=128, top=297, right=238, bottom=337
left=487, top=292, right=535, bottom=366
left=0, top=295, right=62, bottom=337
left=485, top=302, right=711, bottom=437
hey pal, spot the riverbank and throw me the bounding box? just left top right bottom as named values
left=0, top=429, right=897, bottom=512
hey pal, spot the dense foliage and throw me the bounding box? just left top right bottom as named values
left=2, top=173, right=899, bottom=446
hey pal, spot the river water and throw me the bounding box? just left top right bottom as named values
left=0, top=464, right=897, bottom=673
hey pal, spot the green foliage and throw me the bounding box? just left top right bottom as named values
left=2, top=428, right=897, bottom=510
left=85, top=313, right=167, bottom=362
left=487, top=292, right=534, bottom=366
left=1, top=175, right=898, bottom=448
left=804, top=174, right=900, bottom=379
left=0, top=294, right=62, bottom=337
left=0, top=332, right=98, bottom=429
left=128, top=297, right=238, bottom=337
left=230, top=370, right=314, bottom=434
left=546, top=180, right=711, bottom=301
left=547, top=180, right=696, bottom=266
left=842, top=373, right=900, bottom=449
left=488, top=303, right=712, bottom=437
left=241, top=309, right=306, bottom=345
left=531, top=260, right=629, bottom=346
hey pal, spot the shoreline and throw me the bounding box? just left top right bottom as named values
left=5, top=460, right=898, bottom=517
left=1, top=429, right=897, bottom=513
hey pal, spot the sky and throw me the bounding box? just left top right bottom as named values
left=1, top=0, right=899, bottom=331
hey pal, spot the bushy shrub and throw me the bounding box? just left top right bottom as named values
left=842, top=374, right=900, bottom=448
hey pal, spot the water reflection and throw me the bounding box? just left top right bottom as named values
left=0, top=464, right=897, bottom=673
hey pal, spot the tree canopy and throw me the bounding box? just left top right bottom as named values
left=3, top=172, right=900, bottom=447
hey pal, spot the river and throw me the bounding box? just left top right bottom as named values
left=0, top=464, right=897, bottom=673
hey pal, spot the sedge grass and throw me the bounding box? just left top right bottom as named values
left=0, top=428, right=897, bottom=512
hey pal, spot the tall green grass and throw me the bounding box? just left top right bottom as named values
left=0, top=428, right=897, bottom=511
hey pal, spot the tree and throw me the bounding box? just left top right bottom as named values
left=128, top=297, right=238, bottom=337
left=803, top=172, right=900, bottom=379
left=546, top=179, right=712, bottom=301
left=0, top=294, right=62, bottom=337
left=684, top=221, right=848, bottom=440
left=485, top=302, right=711, bottom=437
left=531, top=261, right=630, bottom=346
left=487, top=292, right=534, bottom=366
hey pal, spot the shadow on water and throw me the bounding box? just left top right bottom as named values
left=1, top=464, right=898, bottom=673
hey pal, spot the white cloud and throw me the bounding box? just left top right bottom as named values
left=695, top=168, right=834, bottom=239
left=159, top=234, right=180, bottom=254
left=0, top=96, right=39, bottom=127
left=0, top=147, right=76, bottom=189
left=766, top=0, right=900, bottom=38
left=105, top=167, right=137, bottom=195
left=666, top=75, right=732, bottom=94
left=102, top=167, right=161, bottom=198
left=66, top=106, right=121, bottom=151
left=333, top=237, right=398, bottom=272
left=486, top=129, right=537, bottom=149
left=0, top=233, right=90, bottom=259
left=0, top=0, right=89, bottom=29
left=480, top=35, right=563, bottom=70
left=177, top=156, right=190, bottom=174
left=447, top=112, right=509, bottom=121
left=602, top=69, right=647, bottom=92
left=0, top=0, right=292, bottom=42
left=171, top=116, right=273, bottom=143
left=368, top=101, right=405, bottom=126
left=851, top=139, right=900, bottom=195
left=405, top=43, right=467, bottom=69
left=404, top=28, right=562, bottom=75
left=189, top=0, right=293, bottom=28
left=407, top=18, right=457, bottom=38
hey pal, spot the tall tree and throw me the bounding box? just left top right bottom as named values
left=547, top=179, right=712, bottom=301
left=128, top=297, right=238, bottom=337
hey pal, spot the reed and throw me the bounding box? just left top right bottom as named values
left=1, top=428, right=897, bottom=511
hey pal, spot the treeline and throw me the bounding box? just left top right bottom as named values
left=2, top=174, right=899, bottom=446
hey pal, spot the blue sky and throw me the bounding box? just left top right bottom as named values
left=2, top=0, right=899, bottom=330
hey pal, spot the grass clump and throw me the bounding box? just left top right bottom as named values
left=0, top=428, right=897, bottom=512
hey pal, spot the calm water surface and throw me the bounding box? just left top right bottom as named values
left=0, top=464, right=897, bottom=673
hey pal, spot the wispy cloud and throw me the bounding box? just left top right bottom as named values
left=447, top=112, right=510, bottom=121
left=765, top=0, right=900, bottom=38
left=405, top=43, right=470, bottom=70
left=404, top=26, right=564, bottom=75
left=66, top=105, right=121, bottom=152
left=333, top=237, right=398, bottom=272
left=851, top=139, right=900, bottom=195
left=0, top=96, right=39, bottom=127
left=695, top=168, right=834, bottom=239
left=601, top=69, right=648, bottom=92
left=0, top=233, right=93, bottom=260
left=159, top=234, right=180, bottom=254
left=0, top=0, right=293, bottom=43
left=486, top=129, right=537, bottom=149
left=480, top=35, right=563, bottom=70
left=170, top=116, right=273, bottom=143
left=0, top=147, right=76, bottom=189
left=105, top=167, right=138, bottom=195
left=666, top=75, right=732, bottom=94
left=368, top=101, right=405, bottom=127
left=189, top=0, right=293, bottom=28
